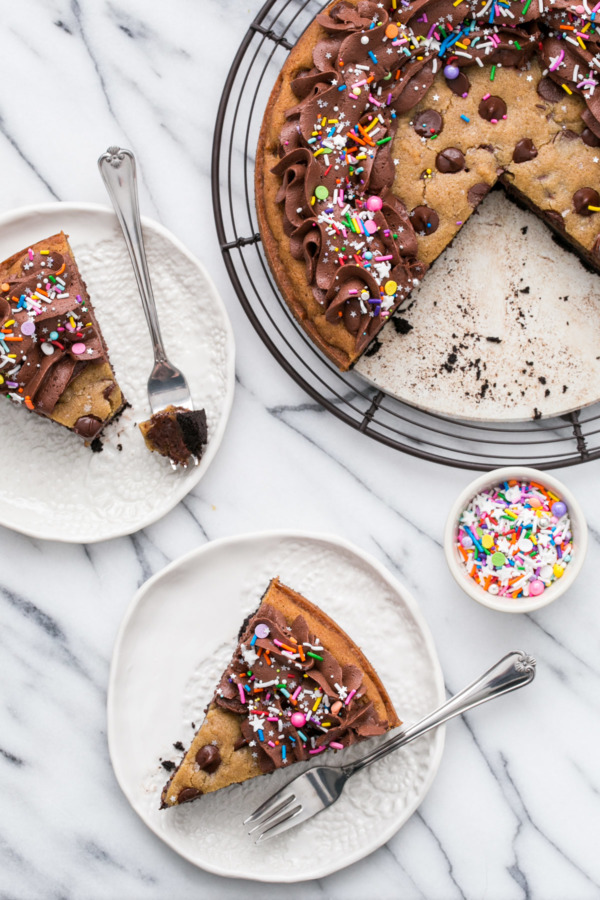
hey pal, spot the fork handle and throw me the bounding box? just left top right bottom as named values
left=98, top=146, right=167, bottom=362
left=346, top=650, right=536, bottom=775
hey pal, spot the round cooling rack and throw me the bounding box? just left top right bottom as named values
left=211, top=0, right=600, bottom=470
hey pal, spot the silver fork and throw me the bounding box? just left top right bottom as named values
left=245, top=649, right=536, bottom=842
left=98, top=146, right=193, bottom=415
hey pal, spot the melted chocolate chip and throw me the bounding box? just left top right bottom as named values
left=573, top=187, right=600, bottom=216
left=195, top=745, right=221, bottom=774
left=545, top=210, right=566, bottom=232
left=467, top=182, right=491, bottom=207
left=413, top=109, right=443, bottom=137
left=582, top=128, right=600, bottom=148
left=410, top=206, right=439, bottom=235
left=537, top=76, right=563, bottom=103
left=512, top=139, right=538, bottom=164
left=478, top=95, right=507, bottom=123
left=177, top=787, right=202, bottom=804
left=73, top=415, right=103, bottom=438
left=234, top=736, right=249, bottom=751
left=436, top=147, right=465, bottom=173
left=446, top=71, right=470, bottom=98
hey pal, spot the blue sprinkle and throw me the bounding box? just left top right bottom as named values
left=282, top=746, right=286, bottom=760
left=258, top=729, right=264, bottom=741
left=250, top=634, right=257, bottom=646
left=368, top=50, right=378, bottom=64
left=298, top=730, right=308, bottom=741
left=338, top=84, right=347, bottom=91
left=461, top=115, right=470, bottom=122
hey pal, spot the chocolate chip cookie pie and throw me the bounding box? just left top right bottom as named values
left=161, top=577, right=400, bottom=807
left=0, top=232, right=124, bottom=441
left=257, top=0, right=600, bottom=370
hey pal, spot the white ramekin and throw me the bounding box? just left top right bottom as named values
left=444, top=466, right=587, bottom=613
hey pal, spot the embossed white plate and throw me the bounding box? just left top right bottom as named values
left=107, top=531, right=445, bottom=882
left=0, top=203, right=235, bottom=543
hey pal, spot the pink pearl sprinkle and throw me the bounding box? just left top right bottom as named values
left=529, top=580, right=545, bottom=597
left=366, top=195, right=383, bottom=211
left=71, top=342, right=86, bottom=355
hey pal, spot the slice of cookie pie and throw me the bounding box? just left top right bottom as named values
left=0, top=232, right=124, bottom=441
left=161, top=577, right=400, bottom=807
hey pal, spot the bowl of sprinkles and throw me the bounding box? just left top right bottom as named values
left=444, top=467, right=587, bottom=613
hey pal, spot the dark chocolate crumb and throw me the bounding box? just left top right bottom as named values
left=90, top=438, right=103, bottom=453
left=117, top=443, right=123, bottom=452
left=161, top=760, right=176, bottom=772
left=519, top=286, right=530, bottom=294
left=173, top=741, right=185, bottom=752
left=392, top=317, right=413, bottom=335
left=563, top=385, right=568, bottom=393
left=486, top=336, right=501, bottom=343
left=545, top=389, right=550, bottom=397
left=538, top=376, right=547, bottom=385
left=521, top=226, right=528, bottom=235
left=364, top=337, right=382, bottom=357
left=533, top=408, right=542, bottom=420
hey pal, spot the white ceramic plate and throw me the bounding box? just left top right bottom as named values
left=0, top=203, right=235, bottom=543
left=107, top=530, right=445, bottom=882
left=356, top=190, right=600, bottom=422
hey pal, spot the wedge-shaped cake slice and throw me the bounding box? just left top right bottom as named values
left=162, top=577, right=400, bottom=807
left=0, top=232, right=124, bottom=441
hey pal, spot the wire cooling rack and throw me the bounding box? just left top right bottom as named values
left=211, top=0, right=600, bottom=470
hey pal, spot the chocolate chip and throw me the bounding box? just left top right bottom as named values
left=446, top=71, right=470, bottom=97
left=593, top=235, right=600, bottom=258
left=582, top=128, right=600, bottom=148
left=177, top=787, right=202, bottom=803
left=436, top=147, right=465, bottom=173
left=467, top=182, right=491, bottom=207
left=413, top=109, right=443, bottom=137
left=73, top=415, right=103, bottom=438
left=537, top=76, right=562, bottom=103
left=233, top=736, right=249, bottom=751
left=512, top=139, right=538, bottom=163
left=545, top=210, right=566, bottom=232
left=411, top=205, right=439, bottom=235
left=559, top=129, right=579, bottom=142
left=195, top=745, right=221, bottom=773
left=573, top=187, right=600, bottom=216
left=478, top=95, right=507, bottom=123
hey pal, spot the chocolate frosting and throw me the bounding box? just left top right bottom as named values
left=271, top=0, right=600, bottom=356
left=0, top=243, right=106, bottom=418
left=214, top=601, right=388, bottom=772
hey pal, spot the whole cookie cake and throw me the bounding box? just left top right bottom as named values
left=256, top=0, right=600, bottom=370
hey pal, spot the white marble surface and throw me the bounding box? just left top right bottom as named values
left=1, top=2, right=600, bottom=899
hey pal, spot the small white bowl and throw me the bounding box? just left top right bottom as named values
left=444, top=466, right=588, bottom=613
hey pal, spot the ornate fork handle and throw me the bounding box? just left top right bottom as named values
left=346, top=651, right=536, bottom=776
left=98, top=146, right=167, bottom=362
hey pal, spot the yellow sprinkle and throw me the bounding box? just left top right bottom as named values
left=561, top=83, right=572, bottom=94
left=582, top=21, right=590, bottom=32
left=482, top=534, right=494, bottom=549
left=356, top=153, right=367, bottom=160
left=0, top=375, right=3, bottom=384
left=577, top=36, right=586, bottom=49
left=455, top=41, right=468, bottom=48
left=8, top=354, right=16, bottom=359
left=69, top=317, right=76, bottom=328
left=313, top=148, right=325, bottom=156
left=4, top=319, right=14, bottom=327
left=384, top=280, right=398, bottom=295
left=312, top=696, right=322, bottom=712
left=553, top=564, right=564, bottom=579
left=321, top=116, right=326, bottom=126
left=547, top=490, right=560, bottom=501
left=365, top=118, right=378, bottom=131
left=311, top=196, right=316, bottom=205
left=588, top=205, right=600, bottom=212
left=327, top=119, right=339, bottom=123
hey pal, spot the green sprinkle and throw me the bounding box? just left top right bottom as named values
left=490, top=65, right=496, bottom=81
left=306, top=651, right=324, bottom=660
left=514, top=40, right=521, bottom=49
left=522, top=0, right=532, bottom=13
left=430, top=134, right=438, bottom=140
left=376, top=136, right=392, bottom=145
left=314, top=185, right=329, bottom=200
